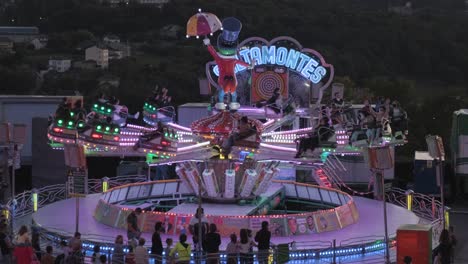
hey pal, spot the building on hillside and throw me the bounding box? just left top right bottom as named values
left=30, top=35, right=48, bottom=50
left=85, top=45, right=109, bottom=68
left=98, top=74, right=120, bottom=87
left=73, top=60, right=98, bottom=70
left=103, top=34, right=120, bottom=43
left=107, top=45, right=123, bottom=60
left=101, top=0, right=169, bottom=7
left=76, top=40, right=96, bottom=51
left=159, top=24, right=183, bottom=39
left=138, top=0, right=169, bottom=5
left=389, top=1, right=413, bottom=15
left=0, top=26, right=39, bottom=43
left=48, top=57, right=71, bottom=73
left=0, top=37, right=14, bottom=53
left=106, top=42, right=131, bottom=58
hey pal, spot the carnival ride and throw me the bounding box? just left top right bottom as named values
left=36, top=11, right=422, bottom=263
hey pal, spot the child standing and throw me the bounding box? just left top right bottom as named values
left=165, top=238, right=173, bottom=264
left=92, top=245, right=101, bottom=264
left=226, top=233, right=239, bottom=264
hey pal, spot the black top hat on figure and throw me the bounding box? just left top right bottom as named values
left=217, top=17, right=242, bottom=56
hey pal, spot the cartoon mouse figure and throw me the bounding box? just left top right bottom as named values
left=203, top=17, right=253, bottom=110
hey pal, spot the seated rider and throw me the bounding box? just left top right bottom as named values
left=295, top=118, right=334, bottom=158
left=55, top=97, right=71, bottom=120
left=222, top=116, right=256, bottom=155
left=73, top=100, right=86, bottom=122
left=256, top=88, right=282, bottom=114
left=389, top=101, right=407, bottom=140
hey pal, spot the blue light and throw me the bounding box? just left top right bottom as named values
left=210, top=44, right=328, bottom=84
left=276, top=47, right=288, bottom=65
left=285, top=49, right=300, bottom=69
left=300, top=57, right=319, bottom=79
left=250, top=47, right=262, bottom=65
left=295, top=53, right=310, bottom=72
left=262, top=46, right=276, bottom=64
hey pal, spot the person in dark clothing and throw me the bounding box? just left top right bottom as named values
left=32, top=229, right=42, bottom=261
left=222, top=116, right=256, bottom=155
left=256, top=88, right=282, bottom=113
left=254, top=221, right=271, bottom=264
left=151, top=222, right=164, bottom=264
left=127, top=208, right=142, bottom=247
left=434, top=229, right=452, bottom=264
left=295, top=118, right=334, bottom=158
left=0, top=223, right=12, bottom=260
left=204, top=224, right=221, bottom=264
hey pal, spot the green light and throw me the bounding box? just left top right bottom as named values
left=164, top=133, right=168, bottom=137
left=169, top=133, right=173, bottom=138
left=58, top=120, right=63, bottom=124
left=107, top=108, right=111, bottom=113
left=97, top=125, right=102, bottom=130
left=105, top=126, right=110, bottom=131
left=68, top=121, right=73, bottom=126
left=78, top=123, right=84, bottom=128
left=114, top=128, right=119, bottom=133
left=94, top=104, right=98, bottom=108
left=101, top=106, right=105, bottom=110
left=70, top=112, right=74, bottom=117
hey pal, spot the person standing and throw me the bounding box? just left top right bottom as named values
left=41, top=246, right=55, bottom=264
left=165, top=238, right=174, bottom=264
left=68, top=232, right=82, bottom=252
left=204, top=224, right=221, bottom=264
left=226, top=233, right=239, bottom=264
left=127, top=208, right=142, bottom=247
left=169, top=234, right=191, bottom=264
left=134, top=238, right=149, bottom=264
left=112, top=235, right=125, bottom=264
left=13, top=225, right=37, bottom=264
left=435, top=229, right=452, bottom=264
left=0, top=223, right=12, bottom=262
left=255, top=221, right=271, bottom=264
left=151, top=222, right=164, bottom=264
left=238, top=229, right=255, bottom=264
left=189, top=208, right=209, bottom=252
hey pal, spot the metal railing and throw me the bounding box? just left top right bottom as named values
left=5, top=175, right=148, bottom=219
left=3, top=180, right=446, bottom=264
left=386, top=187, right=443, bottom=221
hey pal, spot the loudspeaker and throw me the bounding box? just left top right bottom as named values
left=367, top=147, right=393, bottom=170
left=331, top=83, right=344, bottom=100
left=64, top=144, right=86, bottom=168
left=426, top=135, right=445, bottom=160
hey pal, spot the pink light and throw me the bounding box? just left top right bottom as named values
left=260, top=143, right=297, bottom=152
left=167, top=122, right=192, bottom=132
left=177, top=141, right=210, bottom=152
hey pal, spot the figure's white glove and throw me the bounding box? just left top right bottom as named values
left=248, top=60, right=256, bottom=69
left=203, top=37, right=211, bottom=46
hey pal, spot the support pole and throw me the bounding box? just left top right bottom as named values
left=378, top=169, right=391, bottom=264
left=438, top=160, right=445, bottom=229
left=75, top=196, right=80, bottom=233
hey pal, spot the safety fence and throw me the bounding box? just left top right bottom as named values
left=1, top=179, right=445, bottom=263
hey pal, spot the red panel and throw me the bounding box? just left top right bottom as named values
left=397, top=228, right=432, bottom=264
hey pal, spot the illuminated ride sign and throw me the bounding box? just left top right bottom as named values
left=207, top=36, right=334, bottom=90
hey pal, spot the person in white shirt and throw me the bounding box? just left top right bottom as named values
left=134, top=238, right=149, bottom=264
